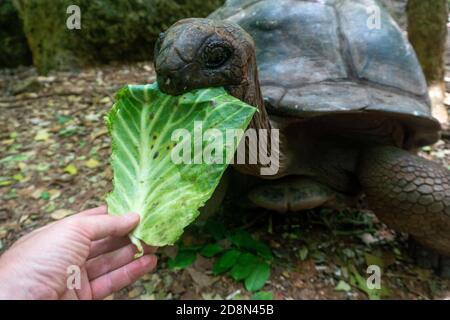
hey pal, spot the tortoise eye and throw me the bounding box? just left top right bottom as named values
left=202, top=41, right=233, bottom=68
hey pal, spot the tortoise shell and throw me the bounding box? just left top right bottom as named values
left=210, top=0, right=441, bottom=147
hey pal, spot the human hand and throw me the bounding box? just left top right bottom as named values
left=0, top=206, right=157, bottom=300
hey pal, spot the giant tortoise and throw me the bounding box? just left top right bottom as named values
left=153, top=0, right=450, bottom=275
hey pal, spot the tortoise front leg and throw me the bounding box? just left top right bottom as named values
left=358, top=146, right=450, bottom=276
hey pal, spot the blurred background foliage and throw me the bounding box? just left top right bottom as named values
left=2, top=0, right=224, bottom=74
left=0, top=0, right=31, bottom=68
left=0, top=0, right=446, bottom=80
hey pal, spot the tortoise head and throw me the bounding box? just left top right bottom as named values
left=154, top=18, right=262, bottom=106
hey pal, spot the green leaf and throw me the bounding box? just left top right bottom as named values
left=364, top=253, right=384, bottom=268
left=0, top=154, right=29, bottom=164
left=0, top=177, right=13, bottom=187
left=245, top=262, right=270, bottom=292
left=230, top=230, right=272, bottom=261
left=200, top=243, right=224, bottom=258
left=348, top=264, right=390, bottom=300
left=335, top=280, right=351, bottom=292
left=40, top=191, right=50, bottom=200
left=13, top=173, right=25, bottom=181
left=251, top=291, right=273, bottom=300
left=168, top=250, right=197, bottom=270
left=230, top=230, right=254, bottom=247
left=229, top=252, right=260, bottom=281
left=64, top=164, right=78, bottom=175
left=213, top=249, right=241, bottom=275
left=106, top=84, right=256, bottom=251
left=205, top=220, right=226, bottom=240
left=298, top=246, right=309, bottom=261
left=57, top=115, right=72, bottom=124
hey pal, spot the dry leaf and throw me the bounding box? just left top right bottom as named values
left=50, top=209, right=75, bottom=220
left=34, top=129, right=50, bottom=141
left=186, top=267, right=218, bottom=288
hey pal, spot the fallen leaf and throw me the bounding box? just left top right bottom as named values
left=186, top=267, right=218, bottom=288
left=31, top=187, right=46, bottom=199
left=84, top=158, right=100, bottom=169
left=298, top=246, right=308, bottom=261
left=100, top=96, right=111, bottom=104
left=127, top=287, right=143, bottom=299
left=0, top=177, right=14, bottom=187
left=64, top=164, right=78, bottom=175
left=90, top=128, right=108, bottom=141
left=49, top=189, right=61, bottom=200
left=50, top=209, right=75, bottom=220
left=13, top=173, right=25, bottom=181
left=0, top=227, right=8, bottom=239
left=40, top=191, right=50, bottom=200
left=19, top=185, right=36, bottom=197
left=34, top=129, right=50, bottom=141
left=335, top=280, right=351, bottom=292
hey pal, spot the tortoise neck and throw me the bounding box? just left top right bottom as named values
left=225, top=56, right=272, bottom=132
left=225, top=55, right=284, bottom=177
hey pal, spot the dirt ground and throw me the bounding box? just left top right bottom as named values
left=1, top=61, right=450, bottom=300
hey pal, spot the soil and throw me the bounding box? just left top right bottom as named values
left=1, top=60, right=450, bottom=300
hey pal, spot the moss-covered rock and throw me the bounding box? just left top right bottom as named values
left=14, top=0, right=224, bottom=74
left=0, top=0, right=31, bottom=68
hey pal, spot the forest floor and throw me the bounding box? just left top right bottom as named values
left=1, top=61, right=450, bottom=300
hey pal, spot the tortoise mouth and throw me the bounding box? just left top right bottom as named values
left=156, top=74, right=187, bottom=96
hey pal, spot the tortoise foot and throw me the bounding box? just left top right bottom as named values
left=247, top=176, right=354, bottom=213
left=409, top=238, right=450, bottom=278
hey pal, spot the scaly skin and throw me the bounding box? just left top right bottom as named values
left=154, top=18, right=450, bottom=275
left=358, top=146, right=450, bottom=257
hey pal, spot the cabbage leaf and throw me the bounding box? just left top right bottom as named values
left=106, top=83, right=256, bottom=251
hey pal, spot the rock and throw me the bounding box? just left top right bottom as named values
left=14, top=0, right=224, bottom=74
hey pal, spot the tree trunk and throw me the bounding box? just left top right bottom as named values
left=407, top=0, right=448, bottom=127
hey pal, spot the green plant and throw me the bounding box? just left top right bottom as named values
left=169, top=223, right=273, bottom=293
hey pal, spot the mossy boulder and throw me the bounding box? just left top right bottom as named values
left=0, top=0, right=31, bottom=68
left=14, top=0, right=224, bottom=74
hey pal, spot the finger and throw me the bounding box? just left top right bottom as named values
left=89, top=236, right=156, bottom=259
left=77, top=205, right=108, bottom=217
left=87, top=243, right=154, bottom=280
left=88, top=236, right=131, bottom=259
left=90, top=254, right=157, bottom=300
left=79, top=213, right=140, bottom=241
